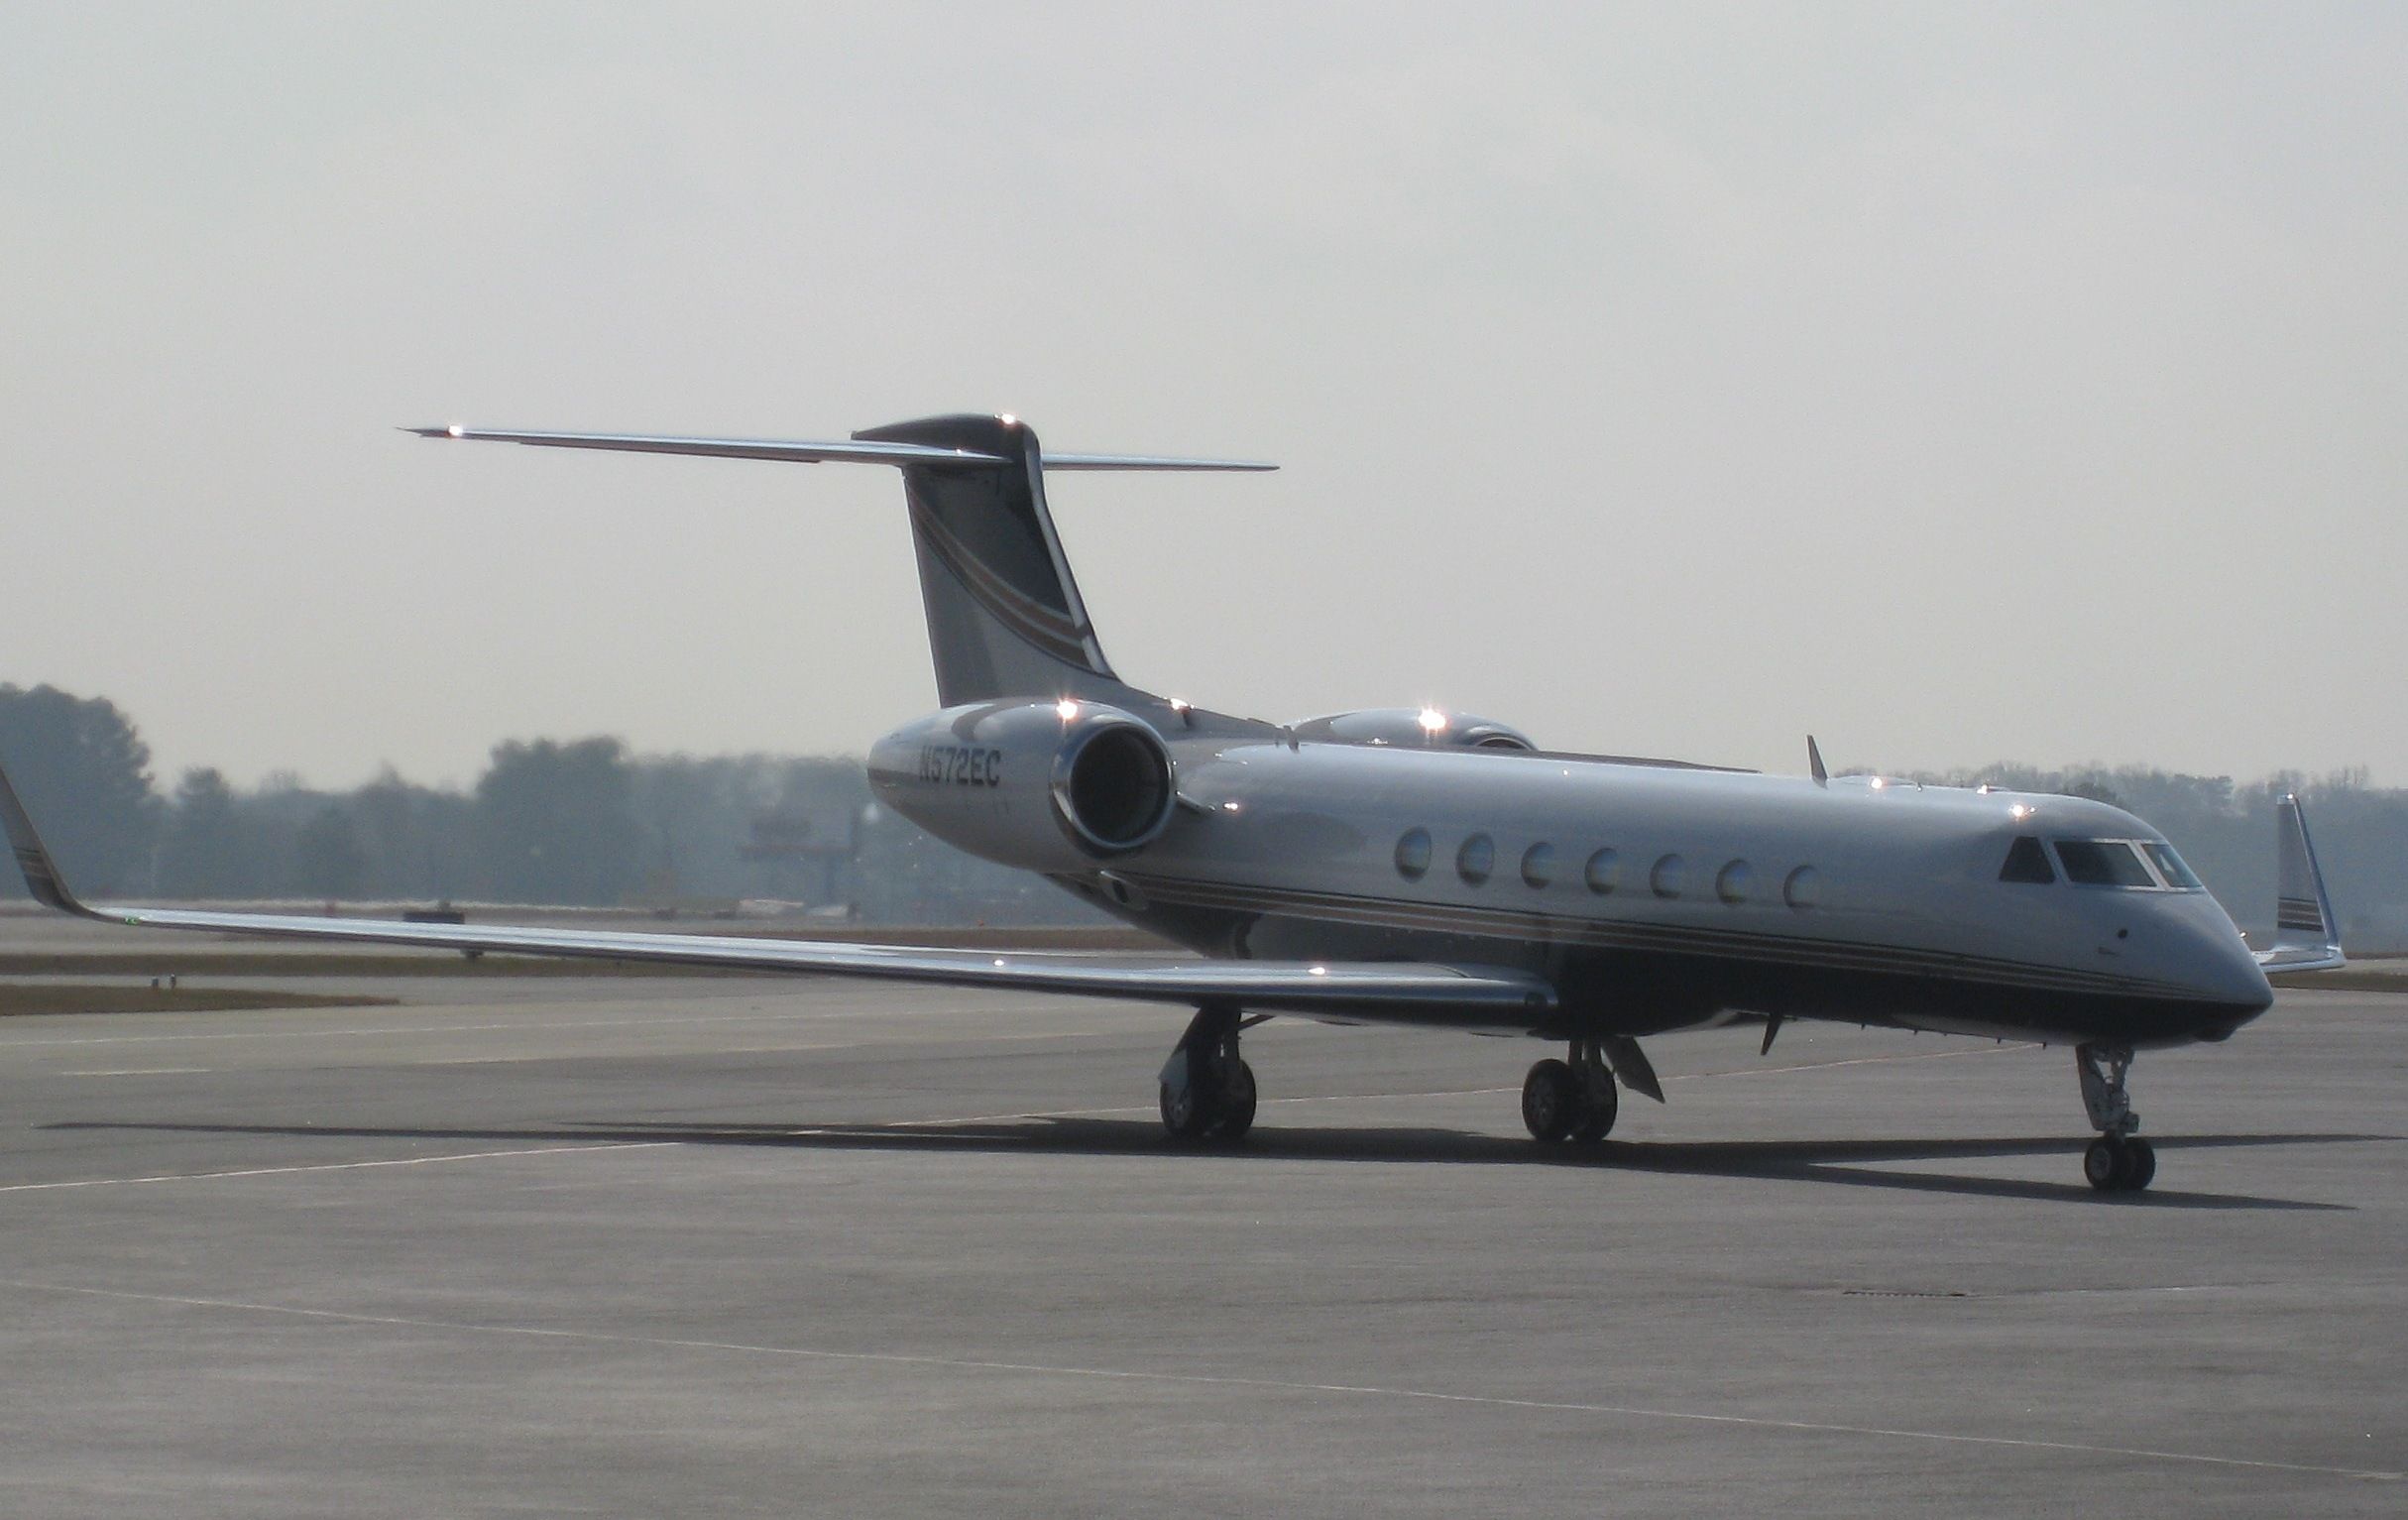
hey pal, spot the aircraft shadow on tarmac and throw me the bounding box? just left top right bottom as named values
left=52, top=1117, right=2381, bottom=1210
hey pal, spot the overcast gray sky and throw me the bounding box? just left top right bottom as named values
left=4, top=3, right=2401, bottom=790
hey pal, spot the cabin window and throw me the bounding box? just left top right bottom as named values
left=1395, top=828, right=1433, bottom=880
left=1457, top=833, right=1495, bottom=886
left=1520, top=843, right=1555, bottom=888
left=2000, top=836, right=2056, bottom=884
left=1584, top=848, right=1619, bottom=895
left=1651, top=854, right=1685, bottom=898
left=1715, top=860, right=1753, bottom=904
left=1782, top=865, right=1821, bottom=909
left=2054, top=839, right=2156, bottom=888
left=2143, top=842, right=2205, bottom=891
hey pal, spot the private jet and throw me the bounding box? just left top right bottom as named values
left=0, top=413, right=2346, bottom=1193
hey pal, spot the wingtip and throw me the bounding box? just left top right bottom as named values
left=403, top=424, right=467, bottom=439
left=0, top=754, right=89, bottom=916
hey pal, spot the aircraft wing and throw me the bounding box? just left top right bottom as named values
left=2255, top=793, right=2346, bottom=974
left=0, top=760, right=1549, bottom=1024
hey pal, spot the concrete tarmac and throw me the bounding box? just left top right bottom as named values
left=0, top=950, right=2400, bottom=1517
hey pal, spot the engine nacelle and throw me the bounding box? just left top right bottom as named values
left=1288, top=708, right=1537, bottom=752
left=867, top=699, right=1178, bottom=871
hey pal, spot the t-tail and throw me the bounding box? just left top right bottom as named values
left=404, top=414, right=1274, bottom=706
left=860, top=413, right=1129, bottom=706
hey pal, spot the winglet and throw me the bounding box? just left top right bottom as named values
left=2257, top=794, right=2345, bottom=974
left=0, top=755, right=94, bottom=917
left=1806, top=735, right=1828, bottom=787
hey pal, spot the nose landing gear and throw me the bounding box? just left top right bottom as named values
left=2076, top=1043, right=2156, bottom=1193
left=1159, top=1003, right=1258, bottom=1142
left=1522, top=1039, right=1621, bottom=1144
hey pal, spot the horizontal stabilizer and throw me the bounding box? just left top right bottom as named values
left=2256, top=794, right=2346, bottom=974
left=406, top=426, right=1274, bottom=472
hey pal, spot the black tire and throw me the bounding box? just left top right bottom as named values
left=1571, top=1073, right=1619, bottom=1143
left=2083, top=1136, right=2121, bottom=1192
left=1215, top=1059, right=1257, bottom=1141
left=1160, top=1076, right=1217, bottom=1140
left=2119, top=1136, right=2156, bottom=1192
left=1522, top=1059, right=1580, bottom=1144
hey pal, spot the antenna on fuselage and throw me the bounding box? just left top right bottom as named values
left=1806, top=735, right=1829, bottom=787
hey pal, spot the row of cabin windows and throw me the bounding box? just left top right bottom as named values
left=2000, top=835, right=2205, bottom=891
left=1394, top=828, right=1820, bottom=909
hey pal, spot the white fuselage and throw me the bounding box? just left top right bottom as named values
left=869, top=704, right=2275, bottom=1050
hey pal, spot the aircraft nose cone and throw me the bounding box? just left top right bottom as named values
left=2170, top=900, right=2274, bottom=1015
left=2212, top=935, right=2275, bottom=1011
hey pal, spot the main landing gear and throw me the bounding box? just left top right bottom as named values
left=1522, top=1040, right=1620, bottom=1145
left=1159, top=1003, right=1257, bottom=1142
left=2076, top=1042, right=2156, bottom=1194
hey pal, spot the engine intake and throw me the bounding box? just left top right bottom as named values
left=1053, top=713, right=1176, bottom=854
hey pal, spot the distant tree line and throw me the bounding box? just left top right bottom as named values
left=4, top=682, right=2405, bottom=943
left=0, top=683, right=1100, bottom=925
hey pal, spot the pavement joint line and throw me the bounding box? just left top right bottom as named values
left=0, top=1276, right=2395, bottom=1484
left=0, top=1141, right=672, bottom=1194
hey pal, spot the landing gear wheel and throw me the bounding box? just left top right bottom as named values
left=1214, top=1058, right=1257, bottom=1141
left=1161, top=1077, right=1216, bottom=1141
left=1522, top=1059, right=1581, bottom=1143
left=2117, top=1136, right=2156, bottom=1192
left=1159, top=1005, right=1257, bottom=1144
left=1571, top=1073, right=1619, bottom=1143
left=2084, top=1135, right=2157, bottom=1194
left=2083, top=1136, right=2122, bottom=1191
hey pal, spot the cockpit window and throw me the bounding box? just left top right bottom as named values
left=1999, top=836, right=2056, bottom=883
left=2142, top=841, right=2205, bottom=891
left=2053, top=839, right=2157, bottom=888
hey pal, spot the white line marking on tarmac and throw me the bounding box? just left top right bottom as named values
left=0, top=1276, right=2393, bottom=1483
left=61, top=1068, right=215, bottom=1077
left=0, top=1142, right=669, bottom=1195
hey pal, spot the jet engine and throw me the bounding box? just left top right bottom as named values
left=867, top=699, right=1178, bottom=871
left=1288, top=708, right=1536, bottom=752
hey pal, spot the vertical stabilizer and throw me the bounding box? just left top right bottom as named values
left=2256, top=794, right=2346, bottom=973
left=854, top=414, right=1130, bottom=706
